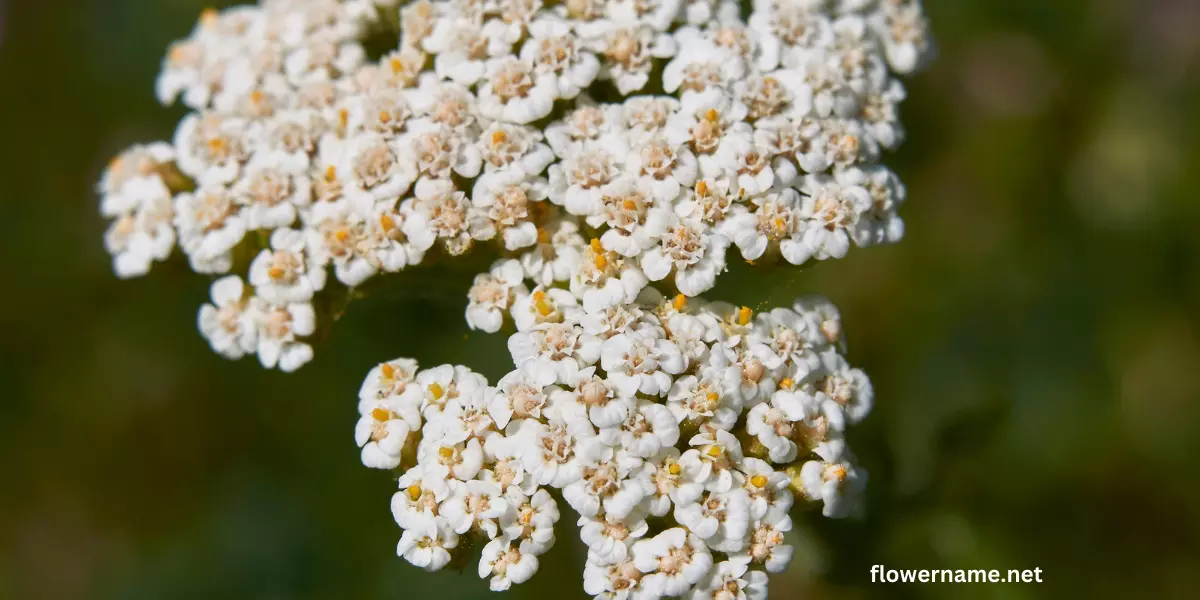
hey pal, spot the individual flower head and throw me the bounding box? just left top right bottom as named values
left=174, top=112, right=249, bottom=185
left=795, top=173, right=872, bottom=263
left=562, top=436, right=647, bottom=519
left=639, top=213, right=730, bottom=297
left=511, top=286, right=582, bottom=332
left=198, top=275, right=259, bottom=359
left=479, top=537, right=541, bottom=591
left=358, top=358, right=422, bottom=411
left=737, top=513, right=794, bottom=574
left=738, top=457, right=794, bottom=521
left=815, top=349, right=874, bottom=424
left=103, top=177, right=176, bottom=279
left=590, top=21, right=677, bottom=95
left=249, top=228, right=327, bottom=303
left=467, top=259, right=529, bottom=333
left=478, top=123, right=556, bottom=176
left=397, top=514, right=458, bottom=571
left=598, top=399, right=680, bottom=459
left=798, top=455, right=866, bottom=518
left=522, top=15, right=601, bottom=100
left=441, top=478, right=510, bottom=538
left=680, top=428, right=744, bottom=493
left=632, top=528, right=713, bottom=597
left=600, top=325, right=687, bottom=397
left=674, top=486, right=752, bottom=552
left=414, top=178, right=494, bottom=256
left=478, top=57, right=558, bottom=125
left=356, top=401, right=414, bottom=469
left=508, top=321, right=603, bottom=383
left=642, top=447, right=704, bottom=517
left=255, top=300, right=315, bottom=372
left=339, top=132, right=417, bottom=211
left=579, top=509, right=649, bottom=565
left=688, top=556, right=769, bottom=600
left=489, top=359, right=558, bottom=430
left=500, top=487, right=560, bottom=553
left=472, top=168, right=550, bottom=251
left=233, top=154, right=311, bottom=230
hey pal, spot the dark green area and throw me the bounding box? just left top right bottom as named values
left=1, top=1, right=1198, bottom=598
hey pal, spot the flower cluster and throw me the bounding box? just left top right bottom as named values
left=100, top=0, right=931, bottom=596
left=360, top=277, right=873, bottom=596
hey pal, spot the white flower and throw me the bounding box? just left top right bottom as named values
left=472, top=169, right=549, bottom=250
left=728, top=189, right=806, bottom=263
left=478, top=57, right=558, bottom=125
left=479, top=537, right=540, bottom=591
left=688, top=557, right=769, bottom=600
left=796, top=174, right=872, bottom=262
left=562, top=437, right=646, bottom=518
left=174, top=113, right=248, bottom=185
left=737, top=515, right=793, bottom=573
left=512, top=286, right=581, bottom=332
left=425, top=16, right=493, bottom=85
left=508, top=322, right=602, bottom=383
left=590, top=23, right=677, bottom=95
left=478, top=123, right=556, bottom=175
left=520, top=219, right=585, bottom=286
left=674, top=488, right=751, bottom=552
left=632, top=528, right=713, bottom=597
left=489, top=359, right=558, bottom=429
left=600, top=326, right=686, bottom=397
left=640, top=214, right=729, bottom=297
left=234, top=155, right=310, bottom=229
left=516, top=420, right=586, bottom=488
left=103, top=177, right=176, bottom=279
left=579, top=511, right=648, bottom=565
left=547, top=137, right=625, bottom=216
left=680, top=429, right=744, bottom=493
left=643, top=448, right=704, bottom=517
left=599, top=400, right=680, bottom=459
left=414, top=178, right=494, bottom=256
left=441, top=478, right=510, bottom=538
left=500, top=487, right=559, bottom=553
left=816, top=350, right=873, bottom=424
left=397, top=514, right=458, bottom=571
left=583, top=557, right=646, bottom=598
left=197, top=275, right=258, bottom=359
left=738, top=458, right=794, bottom=522
left=799, top=457, right=866, bottom=518
left=339, top=133, right=416, bottom=210
left=663, top=29, right=745, bottom=94
left=356, top=403, right=413, bottom=469
left=249, top=228, right=326, bottom=303
left=359, top=359, right=422, bottom=410
left=839, top=164, right=906, bottom=247
left=467, top=259, right=528, bottom=333
left=392, top=467, right=451, bottom=530
left=255, top=301, right=315, bottom=372
left=408, top=123, right=483, bottom=181
left=523, top=16, right=600, bottom=100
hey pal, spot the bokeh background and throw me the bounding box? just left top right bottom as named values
left=1, top=0, right=1198, bottom=598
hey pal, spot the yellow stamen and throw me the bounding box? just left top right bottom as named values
left=250, top=90, right=266, bottom=104
left=622, top=198, right=638, bottom=211
left=378, top=110, right=392, bottom=123
left=324, top=165, right=337, bottom=182
left=706, top=445, right=723, bottom=458
left=673, top=294, right=687, bottom=312
left=334, top=229, right=350, bottom=243
left=594, top=253, right=608, bottom=270
left=750, top=474, right=768, bottom=488
left=533, top=290, right=553, bottom=316
left=267, top=266, right=286, bottom=280
left=406, top=485, right=422, bottom=501
left=200, top=8, right=219, bottom=26
left=428, top=382, right=445, bottom=399
left=737, top=306, right=753, bottom=326
left=492, top=130, right=508, bottom=145
left=437, top=447, right=454, bottom=459
left=667, top=463, right=681, bottom=475
left=589, top=238, right=603, bottom=253
left=780, top=377, right=794, bottom=390
left=704, top=108, right=719, bottom=122
left=695, top=180, right=709, bottom=197
left=379, top=213, right=396, bottom=231
left=706, top=392, right=719, bottom=402
left=371, top=407, right=391, bottom=422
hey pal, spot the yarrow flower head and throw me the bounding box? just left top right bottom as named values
left=100, top=0, right=933, bottom=596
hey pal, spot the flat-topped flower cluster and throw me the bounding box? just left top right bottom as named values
left=98, top=0, right=931, bottom=597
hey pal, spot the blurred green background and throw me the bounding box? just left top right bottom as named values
left=1, top=0, right=1198, bottom=598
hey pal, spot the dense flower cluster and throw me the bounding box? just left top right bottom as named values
left=99, top=0, right=931, bottom=596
